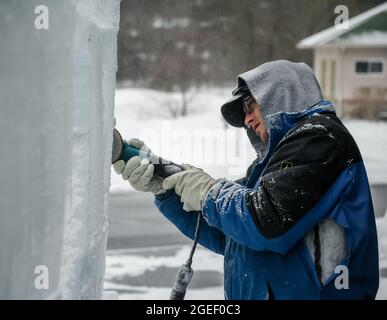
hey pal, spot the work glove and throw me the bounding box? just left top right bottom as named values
left=112, top=138, right=166, bottom=195
left=162, top=164, right=217, bottom=212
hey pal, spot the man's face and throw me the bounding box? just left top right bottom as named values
left=243, top=96, right=269, bottom=144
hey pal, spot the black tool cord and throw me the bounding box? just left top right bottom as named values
left=169, top=213, right=202, bottom=300
left=186, top=213, right=202, bottom=267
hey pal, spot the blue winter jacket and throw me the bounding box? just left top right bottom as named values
left=154, top=101, right=379, bottom=300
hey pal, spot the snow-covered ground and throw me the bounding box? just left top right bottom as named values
left=104, top=245, right=224, bottom=300
left=111, top=87, right=387, bottom=191
left=344, top=120, right=387, bottom=184
left=111, top=87, right=256, bottom=193
left=377, top=279, right=387, bottom=300
left=108, top=87, right=387, bottom=300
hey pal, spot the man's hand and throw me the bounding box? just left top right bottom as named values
left=112, top=138, right=166, bottom=195
left=162, top=164, right=217, bottom=212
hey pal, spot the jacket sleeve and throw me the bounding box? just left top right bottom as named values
left=202, top=121, right=353, bottom=254
left=154, top=189, right=226, bottom=255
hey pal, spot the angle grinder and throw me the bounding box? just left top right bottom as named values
left=111, top=128, right=184, bottom=178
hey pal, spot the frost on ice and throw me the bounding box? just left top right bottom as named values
left=0, top=0, right=120, bottom=299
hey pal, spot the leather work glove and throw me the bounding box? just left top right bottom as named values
left=113, top=138, right=166, bottom=195
left=162, top=164, right=217, bottom=212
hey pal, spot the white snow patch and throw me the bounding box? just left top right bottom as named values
left=105, top=245, right=223, bottom=280
left=112, top=90, right=387, bottom=191
left=111, top=87, right=257, bottom=193
left=344, top=120, right=387, bottom=184
left=153, top=17, right=190, bottom=29
left=377, top=278, right=387, bottom=300
left=104, top=245, right=224, bottom=300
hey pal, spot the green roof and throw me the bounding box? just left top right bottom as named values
left=338, top=11, right=387, bottom=39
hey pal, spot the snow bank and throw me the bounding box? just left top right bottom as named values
left=105, top=245, right=223, bottom=279
left=344, top=120, right=387, bottom=184
left=112, top=87, right=257, bottom=192
left=104, top=245, right=224, bottom=300
left=0, top=0, right=120, bottom=299
left=111, top=88, right=387, bottom=192
left=377, top=279, right=387, bottom=300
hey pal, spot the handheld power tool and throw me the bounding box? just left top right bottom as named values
left=111, top=128, right=184, bottom=178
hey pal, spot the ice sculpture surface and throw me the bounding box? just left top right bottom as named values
left=0, top=0, right=120, bottom=299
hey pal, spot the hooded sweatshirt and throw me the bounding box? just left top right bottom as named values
left=233, top=60, right=324, bottom=157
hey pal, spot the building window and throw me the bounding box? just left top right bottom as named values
left=355, top=60, right=384, bottom=74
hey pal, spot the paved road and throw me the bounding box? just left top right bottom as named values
left=107, top=192, right=191, bottom=249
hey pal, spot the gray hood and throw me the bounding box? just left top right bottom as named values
left=222, top=60, right=324, bottom=157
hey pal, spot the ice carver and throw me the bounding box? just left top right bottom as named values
left=113, top=60, right=379, bottom=299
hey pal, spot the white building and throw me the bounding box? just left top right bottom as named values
left=297, top=2, right=387, bottom=119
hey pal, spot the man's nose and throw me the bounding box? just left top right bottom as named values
left=244, top=113, right=254, bottom=127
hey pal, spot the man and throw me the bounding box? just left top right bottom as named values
left=113, top=60, right=379, bottom=299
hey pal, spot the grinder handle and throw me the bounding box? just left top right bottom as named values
left=121, top=142, right=184, bottom=179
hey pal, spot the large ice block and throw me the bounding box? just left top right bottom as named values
left=0, top=0, right=120, bottom=299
